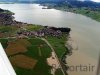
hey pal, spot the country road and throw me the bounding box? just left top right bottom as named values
left=41, top=38, right=66, bottom=75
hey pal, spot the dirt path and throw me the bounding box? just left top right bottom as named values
left=41, top=38, right=66, bottom=75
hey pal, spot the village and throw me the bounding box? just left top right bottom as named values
left=17, top=26, right=71, bottom=38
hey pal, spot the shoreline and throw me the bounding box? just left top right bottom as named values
left=39, top=3, right=100, bottom=22
left=61, top=33, right=98, bottom=75
left=61, top=34, right=77, bottom=75
left=65, top=32, right=98, bottom=75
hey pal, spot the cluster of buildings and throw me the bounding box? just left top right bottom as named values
left=17, top=27, right=68, bottom=38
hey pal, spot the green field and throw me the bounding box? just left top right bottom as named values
left=46, top=36, right=68, bottom=75
left=0, top=37, right=66, bottom=75
left=24, top=24, right=44, bottom=31
left=10, top=38, right=52, bottom=75
left=0, top=38, right=8, bottom=48
left=0, top=38, right=52, bottom=75
left=47, top=34, right=68, bottom=58
left=0, top=25, right=44, bottom=38
left=0, top=26, right=18, bottom=33
left=55, top=69, right=64, bottom=75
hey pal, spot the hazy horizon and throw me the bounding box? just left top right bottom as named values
left=0, top=0, right=100, bottom=2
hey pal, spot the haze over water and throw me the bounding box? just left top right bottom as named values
left=0, top=4, right=100, bottom=75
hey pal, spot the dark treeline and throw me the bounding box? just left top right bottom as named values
left=50, top=27, right=71, bottom=33
left=0, top=8, right=14, bottom=25
left=38, top=0, right=100, bottom=9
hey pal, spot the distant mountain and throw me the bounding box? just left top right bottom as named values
left=36, top=0, right=100, bottom=8
left=0, top=0, right=100, bottom=3
left=0, top=0, right=61, bottom=2
left=0, top=0, right=100, bottom=8
left=64, top=0, right=100, bottom=8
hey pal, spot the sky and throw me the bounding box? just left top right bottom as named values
left=0, top=0, right=100, bottom=2
left=91, top=0, right=100, bottom=2
left=80, top=0, right=100, bottom=2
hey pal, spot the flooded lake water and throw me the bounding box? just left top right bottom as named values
left=0, top=4, right=100, bottom=75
